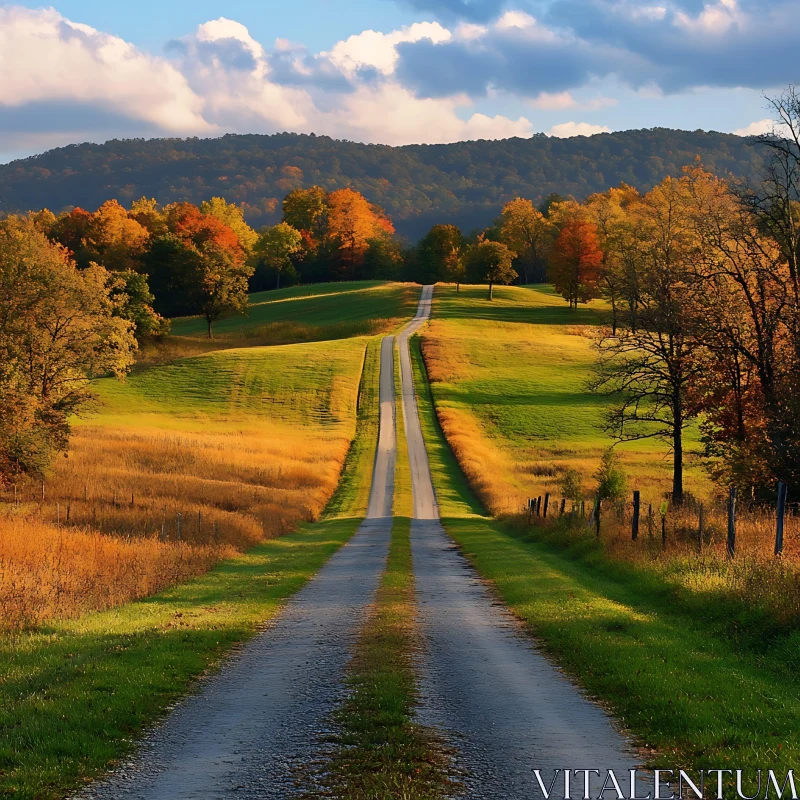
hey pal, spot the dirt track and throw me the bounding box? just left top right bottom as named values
left=398, top=286, right=643, bottom=799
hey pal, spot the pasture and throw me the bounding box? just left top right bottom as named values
left=421, top=283, right=710, bottom=516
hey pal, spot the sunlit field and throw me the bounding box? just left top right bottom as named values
left=0, top=283, right=414, bottom=631
left=423, top=283, right=711, bottom=515
left=140, top=281, right=418, bottom=364
left=421, top=283, right=800, bottom=623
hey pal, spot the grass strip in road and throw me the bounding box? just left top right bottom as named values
left=310, top=517, right=453, bottom=800
left=410, top=333, right=800, bottom=779
left=0, top=336, right=384, bottom=800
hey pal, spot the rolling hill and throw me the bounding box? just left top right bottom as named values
left=0, top=129, right=764, bottom=240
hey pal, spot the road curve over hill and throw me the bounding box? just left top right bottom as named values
left=79, top=335, right=401, bottom=799
left=398, top=285, right=645, bottom=799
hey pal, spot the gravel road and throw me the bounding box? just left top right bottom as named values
left=78, top=286, right=645, bottom=800
left=78, top=333, right=399, bottom=800
left=398, top=285, right=645, bottom=800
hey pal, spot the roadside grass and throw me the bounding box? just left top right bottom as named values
left=410, top=333, right=800, bottom=778
left=0, top=317, right=383, bottom=800
left=421, top=283, right=710, bottom=515
left=1, top=337, right=368, bottom=629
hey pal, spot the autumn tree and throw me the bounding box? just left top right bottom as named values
left=548, top=217, right=603, bottom=309
left=590, top=177, right=701, bottom=502
left=146, top=203, right=252, bottom=336
left=252, top=223, right=303, bottom=290
left=0, top=217, right=135, bottom=483
left=585, top=185, right=641, bottom=333
left=416, top=224, right=464, bottom=287
left=327, top=188, right=394, bottom=281
left=465, top=239, right=517, bottom=300
left=497, top=198, right=554, bottom=283
left=201, top=197, right=258, bottom=254
left=50, top=208, right=94, bottom=268
left=282, top=186, right=328, bottom=245
left=86, top=199, right=150, bottom=272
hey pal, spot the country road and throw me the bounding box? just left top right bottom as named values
left=79, top=333, right=400, bottom=799
left=80, top=285, right=642, bottom=800
left=398, top=286, right=643, bottom=799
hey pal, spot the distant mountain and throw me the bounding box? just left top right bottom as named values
left=0, top=129, right=764, bottom=240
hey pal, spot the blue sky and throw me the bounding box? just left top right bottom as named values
left=0, top=0, right=792, bottom=162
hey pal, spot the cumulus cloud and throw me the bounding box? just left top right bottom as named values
left=0, top=5, right=210, bottom=147
left=548, top=121, right=612, bottom=137
left=393, top=0, right=800, bottom=102
left=0, top=6, right=535, bottom=158
left=734, top=119, right=775, bottom=136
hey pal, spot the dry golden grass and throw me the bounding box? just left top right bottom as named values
left=0, top=514, right=229, bottom=630
left=0, top=336, right=369, bottom=631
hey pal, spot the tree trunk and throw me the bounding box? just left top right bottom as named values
left=207, top=318, right=214, bottom=340
left=456, top=282, right=460, bottom=294
left=276, top=271, right=281, bottom=290
left=610, top=293, right=618, bottom=335
left=488, top=281, right=493, bottom=300
left=672, top=396, right=684, bottom=503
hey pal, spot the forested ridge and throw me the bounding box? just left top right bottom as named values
left=0, top=128, right=762, bottom=240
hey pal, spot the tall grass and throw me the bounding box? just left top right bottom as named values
left=0, top=336, right=369, bottom=631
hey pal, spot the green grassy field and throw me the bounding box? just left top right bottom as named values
left=410, top=328, right=800, bottom=780
left=169, top=281, right=417, bottom=341
left=421, top=284, right=709, bottom=515
left=0, top=284, right=395, bottom=799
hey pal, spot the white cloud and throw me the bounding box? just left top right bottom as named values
left=0, top=6, right=210, bottom=136
left=495, top=10, right=538, bottom=29
left=734, top=118, right=774, bottom=136
left=529, top=91, right=618, bottom=111
left=529, top=91, right=577, bottom=110
left=327, top=21, right=450, bottom=77
left=547, top=121, right=611, bottom=137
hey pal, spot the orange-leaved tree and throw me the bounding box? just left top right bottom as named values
left=327, top=188, right=394, bottom=280
left=548, top=217, right=603, bottom=309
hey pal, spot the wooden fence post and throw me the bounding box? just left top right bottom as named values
left=580, top=500, right=586, bottom=517
left=560, top=497, right=566, bottom=516
left=632, top=490, right=640, bottom=541
left=536, top=496, right=542, bottom=516
left=660, top=501, right=668, bottom=549
left=727, top=487, right=737, bottom=558
left=775, top=481, right=787, bottom=556
left=543, top=492, right=550, bottom=519
left=527, top=498, right=533, bottom=524
left=698, top=504, right=704, bottom=551
left=594, top=497, right=601, bottom=537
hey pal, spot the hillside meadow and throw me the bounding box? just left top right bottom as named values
left=421, top=283, right=711, bottom=515
left=0, top=281, right=415, bottom=631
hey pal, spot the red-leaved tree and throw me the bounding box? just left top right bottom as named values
left=548, top=218, right=603, bottom=309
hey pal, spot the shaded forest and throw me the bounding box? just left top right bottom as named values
left=0, top=129, right=763, bottom=241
